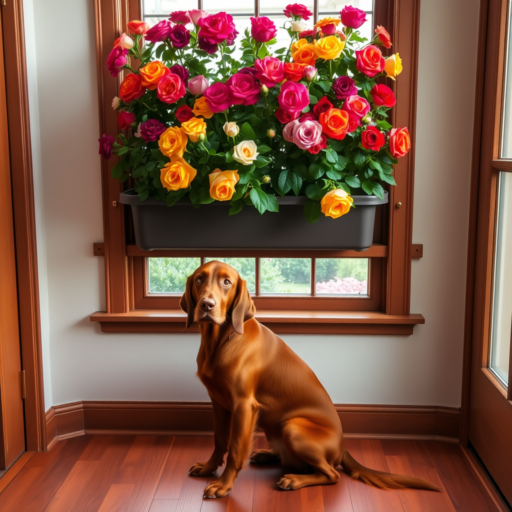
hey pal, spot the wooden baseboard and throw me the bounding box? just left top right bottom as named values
left=45, top=401, right=460, bottom=450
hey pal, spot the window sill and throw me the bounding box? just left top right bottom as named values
left=90, top=310, right=425, bottom=335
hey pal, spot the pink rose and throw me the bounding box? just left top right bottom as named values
left=292, top=120, right=322, bottom=150
left=204, top=82, right=232, bottom=112
left=341, top=95, right=370, bottom=119
left=188, top=75, right=209, bottom=95
left=198, top=12, right=237, bottom=44
left=117, top=111, right=135, bottom=129
left=254, top=57, right=284, bottom=88
left=157, top=74, right=186, bottom=104
left=146, top=20, right=172, bottom=43
left=227, top=73, right=261, bottom=106
left=250, top=17, right=277, bottom=43
left=169, top=11, right=191, bottom=24
left=106, top=45, right=128, bottom=77
left=169, top=25, right=191, bottom=49
left=188, top=9, right=208, bottom=25
left=284, top=3, right=312, bottom=20
left=283, top=119, right=300, bottom=142
left=340, top=6, right=367, bottom=29
left=277, top=81, right=309, bottom=115
left=303, top=65, right=317, bottom=80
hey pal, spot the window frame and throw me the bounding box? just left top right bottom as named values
left=91, top=0, right=424, bottom=335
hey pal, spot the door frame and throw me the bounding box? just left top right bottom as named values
left=1, top=0, right=46, bottom=452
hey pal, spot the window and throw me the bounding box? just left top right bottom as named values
left=92, top=0, right=424, bottom=335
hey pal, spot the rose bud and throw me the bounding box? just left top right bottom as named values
left=303, top=65, right=317, bottom=81
left=362, top=115, right=372, bottom=124
left=114, top=33, right=134, bottom=50
left=291, top=20, right=307, bottom=32
left=112, top=96, right=121, bottom=110
left=262, top=175, right=271, bottom=184
left=199, top=133, right=206, bottom=142
left=188, top=75, right=209, bottom=96
left=267, top=128, right=276, bottom=138
left=224, top=121, right=239, bottom=137
left=261, top=84, right=269, bottom=95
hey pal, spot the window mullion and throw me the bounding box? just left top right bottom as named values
left=255, top=257, right=261, bottom=296
left=255, top=0, right=259, bottom=17
left=311, top=258, right=316, bottom=296
left=313, top=0, right=319, bottom=24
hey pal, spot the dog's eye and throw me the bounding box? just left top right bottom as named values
left=223, top=279, right=231, bottom=287
left=196, top=276, right=204, bottom=284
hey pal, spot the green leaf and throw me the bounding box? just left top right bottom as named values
left=278, top=170, right=292, bottom=195
left=293, top=164, right=309, bottom=180
left=316, top=80, right=331, bottom=92
left=309, top=95, right=319, bottom=105
left=380, top=173, right=397, bottom=186
left=304, top=199, right=321, bottom=224
left=254, top=155, right=271, bottom=168
left=138, top=189, right=149, bottom=202
left=354, top=151, right=366, bottom=167
left=111, top=162, right=123, bottom=179
left=369, top=159, right=382, bottom=172
left=290, top=173, right=302, bottom=195
left=326, top=169, right=342, bottom=180
left=225, top=151, right=234, bottom=163
left=305, top=183, right=323, bottom=201
left=329, top=140, right=345, bottom=151
left=250, top=187, right=267, bottom=214
left=232, top=183, right=248, bottom=201
left=362, top=180, right=373, bottom=195
left=240, top=122, right=257, bottom=141
left=265, top=194, right=279, bottom=212
left=381, top=154, right=392, bottom=164
left=117, top=146, right=129, bottom=156
left=325, top=148, right=338, bottom=164
left=309, top=163, right=324, bottom=180
left=258, top=144, right=272, bottom=154
left=229, top=202, right=244, bottom=215
left=290, top=149, right=303, bottom=159
left=345, top=175, right=361, bottom=188
left=372, top=182, right=385, bottom=199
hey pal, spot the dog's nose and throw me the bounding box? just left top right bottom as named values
left=200, top=298, right=216, bottom=312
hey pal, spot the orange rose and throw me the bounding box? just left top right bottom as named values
left=209, top=169, right=240, bottom=201
left=375, top=26, right=392, bottom=49
left=319, top=108, right=349, bottom=140
left=127, top=20, right=149, bottom=35
left=292, top=45, right=317, bottom=66
left=119, top=73, right=145, bottom=104
left=290, top=38, right=309, bottom=53
left=192, top=96, right=214, bottom=119
left=139, top=61, right=170, bottom=90
left=321, top=189, right=354, bottom=219
left=389, top=127, right=411, bottom=158
left=160, top=156, right=197, bottom=191
left=284, top=63, right=306, bottom=82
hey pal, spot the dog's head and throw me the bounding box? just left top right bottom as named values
left=179, top=261, right=256, bottom=334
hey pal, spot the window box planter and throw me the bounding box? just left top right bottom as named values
left=119, top=190, right=388, bottom=251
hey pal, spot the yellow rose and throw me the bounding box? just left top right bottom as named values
left=180, top=117, right=207, bottom=142
left=232, top=140, right=258, bottom=166
left=209, top=169, right=239, bottom=201
left=320, top=189, right=354, bottom=219
left=290, top=38, right=309, bottom=53
left=192, top=96, right=214, bottom=119
left=160, top=155, right=197, bottom=191
left=384, top=53, right=403, bottom=80
left=158, top=126, right=187, bottom=158
left=314, top=36, right=345, bottom=61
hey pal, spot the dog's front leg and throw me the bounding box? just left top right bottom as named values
left=203, top=399, right=258, bottom=499
left=190, top=399, right=231, bottom=476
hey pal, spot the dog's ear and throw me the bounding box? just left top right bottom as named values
left=179, top=275, right=196, bottom=328
left=232, top=278, right=255, bottom=334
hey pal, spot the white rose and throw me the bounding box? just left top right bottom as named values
left=233, top=140, right=259, bottom=166
left=291, top=20, right=307, bottom=32
left=112, top=96, right=121, bottom=110
left=224, top=122, right=239, bottom=138
left=118, top=33, right=134, bottom=50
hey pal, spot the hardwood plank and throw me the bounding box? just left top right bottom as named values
left=150, top=500, right=178, bottom=512
left=344, top=439, right=404, bottom=512
left=25, top=437, right=67, bottom=468
left=79, top=434, right=118, bottom=461
left=0, top=452, right=34, bottom=494
left=0, top=467, right=44, bottom=511
left=322, top=468, right=353, bottom=512
left=299, top=484, right=324, bottom=512
left=98, top=483, right=135, bottom=512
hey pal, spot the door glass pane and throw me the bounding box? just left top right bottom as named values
left=316, top=259, right=368, bottom=295
left=260, top=258, right=311, bottom=294
left=147, top=257, right=201, bottom=293
left=490, top=172, right=512, bottom=386
left=204, top=258, right=256, bottom=293
left=503, top=1, right=512, bottom=157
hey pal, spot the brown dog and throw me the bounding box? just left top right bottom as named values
left=180, top=261, right=439, bottom=499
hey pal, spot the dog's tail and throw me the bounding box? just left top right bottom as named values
left=341, top=450, right=441, bottom=492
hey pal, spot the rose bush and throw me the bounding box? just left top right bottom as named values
left=101, top=4, right=408, bottom=222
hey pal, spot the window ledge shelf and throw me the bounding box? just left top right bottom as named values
left=90, top=310, right=425, bottom=335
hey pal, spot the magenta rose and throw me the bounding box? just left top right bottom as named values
left=292, top=120, right=322, bottom=150
left=278, top=81, right=309, bottom=115
left=255, top=57, right=284, bottom=88
left=284, top=3, right=312, bottom=20
left=170, top=64, right=189, bottom=84
left=197, top=12, right=236, bottom=44
left=238, top=67, right=258, bottom=77
left=198, top=37, right=218, bottom=54
left=321, top=23, right=336, bottom=35
left=227, top=73, right=261, bottom=106
left=226, top=28, right=239, bottom=46
left=140, top=119, right=166, bottom=142
left=250, top=17, right=277, bottom=43
left=204, top=82, right=232, bottom=113
left=283, top=119, right=300, bottom=143
left=340, top=6, right=367, bottom=29
left=106, top=45, right=128, bottom=77
left=98, top=134, right=116, bottom=159
left=169, top=11, right=191, bottom=24
left=342, top=95, right=370, bottom=119
left=117, top=111, right=135, bottom=129
left=332, top=76, right=358, bottom=100
left=169, top=25, right=191, bottom=49
left=145, top=20, right=172, bottom=43
left=188, top=75, right=209, bottom=95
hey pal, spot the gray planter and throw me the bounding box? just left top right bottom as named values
left=119, top=190, right=388, bottom=251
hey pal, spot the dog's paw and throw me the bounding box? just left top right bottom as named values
left=203, top=480, right=231, bottom=499
left=189, top=461, right=216, bottom=477
left=278, top=475, right=300, bottom=490
left=249, top=449, right=280, bottom=465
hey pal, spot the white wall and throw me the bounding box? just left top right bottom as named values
left=26, top=0, right=480, bottom=409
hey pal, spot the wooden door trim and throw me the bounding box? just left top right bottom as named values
left=1, top=0, right=46, bottom=452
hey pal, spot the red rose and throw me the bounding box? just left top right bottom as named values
left=307, top=134, right=327, bottom=154
left=361, top=126, right=385, bottom=151
left=375, top=26, right=392, bottom=49
left=157, top=74, right=186, bottom=104
left=370, top=84, right=396, bottom=108
left=355, top=45, right=385, bottom=78
left=119, top=74, right=145, bottom=104
left=347, top=114, right=360, bottom=133
left=175, top=105, right=194, bottom=123
left=169, top=11, right=191, bottom=24
left=284, top=62, right=306, bottom=82
left=299, top=29, right=318, bottom=39
left=284, top=3, right=313, bottom=20
left=275, top=108, right=300, bottom=124
left=117, top=111, right=135, bottom=129
left=389, top=127, right=411, bottom=158
left=313, top=96, right=333, bottom=118
left=299, top=112, right=316, bottom=123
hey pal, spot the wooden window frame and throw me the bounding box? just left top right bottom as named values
left=91, top=0, right=424, bottom=335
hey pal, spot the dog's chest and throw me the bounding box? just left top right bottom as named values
left=197, top=361, right=235, bottom=409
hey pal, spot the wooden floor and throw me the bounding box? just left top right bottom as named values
left=0, top=435, right=505, bottom=512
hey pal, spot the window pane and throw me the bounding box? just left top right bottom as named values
left=315, top=259, right=368, bottom=295
left=319, top=0, right=373, bottom=12
left=143, top=0, right=199, bottom=18
left=259, top=0, right=314, bottom=16
left=205, top=258, right=256, bottom=293
left=148, top=257, right=201, bottom=293
left=490, top=172, right=512, bottom=386
left=502, top=0, right=512, bottom=157
left=202, top=0, right=254, bottom=15
left=260, top=258, right=311, bottom=294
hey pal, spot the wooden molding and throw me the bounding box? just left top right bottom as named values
left=45, top=400, right=460, bottom=449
